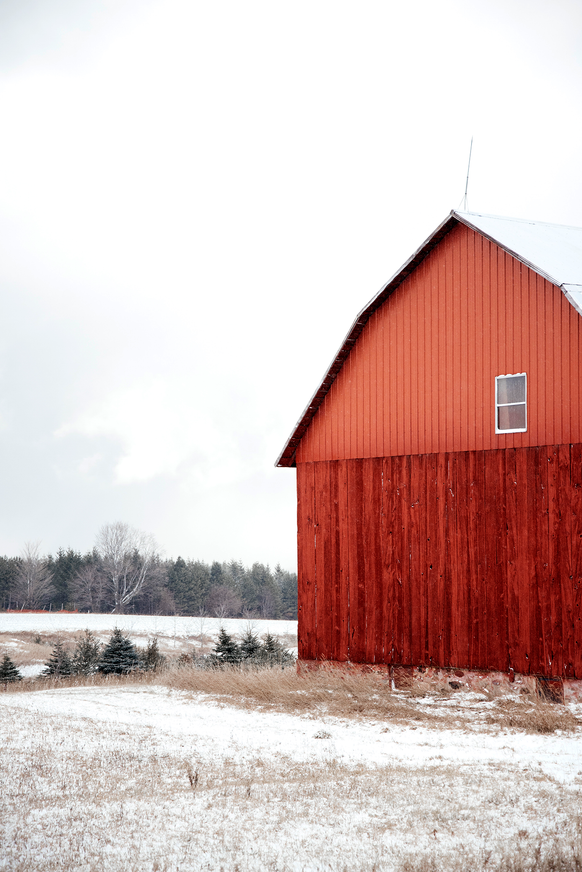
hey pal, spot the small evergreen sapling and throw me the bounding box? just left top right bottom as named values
left=239, top=627, right=262, bottom=662
left=97, top=628, right=140, bottom=674
left=141, top=637, right=165, bottom=671
left=209, top=627, right=241, bottom=666
left=72, top=630, right=101, bottom=675
left=43, top=640, right=73, bottom=677
left=260, top=632, right=295, bottom=667
left=0, top=653, right=23, bottom=683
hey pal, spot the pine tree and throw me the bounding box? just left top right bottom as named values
left=209, top=627, right=241, bottom=666
left=97, top=628, right=140, bottom=674
left=43, top=640, right=73, bottom=677
left=0, top=653, right=23, bottom=682
left=71, top=629, right=101, bottom=675
left=141, top=637, right=164, bottom=671
left=239, top=627, right=262, bottom=663
left=260, top=632, right=294, bottom=667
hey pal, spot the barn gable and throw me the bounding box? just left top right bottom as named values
left=277, top=211, right=582, bottom=467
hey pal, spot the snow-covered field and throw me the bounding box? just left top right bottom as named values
left=1, top=614, right=581, bottom=871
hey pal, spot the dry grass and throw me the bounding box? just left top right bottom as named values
left=161, top=664, right=581, bottom=734
left=4, top=662, right=580, bottom=735
left=0, top=630, right=63, bottom=667
left=400, top=832, right=582, bottom=871
left=490, top=696, right=579, bottom=735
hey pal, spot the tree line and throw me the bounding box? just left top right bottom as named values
left=0, top=522, right=297, bottom=619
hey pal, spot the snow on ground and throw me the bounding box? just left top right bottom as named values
left=0, top=611, right=297, bottom=641
left=1, top=683, right=582, bottom=871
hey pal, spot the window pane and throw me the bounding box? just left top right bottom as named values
left=498, top=403, right=526, bottom=431
left=497, top=375, right=526, bottom=404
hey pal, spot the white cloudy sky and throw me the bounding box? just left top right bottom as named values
left=0, top=0, right=581, bottom=569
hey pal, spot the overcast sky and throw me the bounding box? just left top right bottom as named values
left=0, top=0, right=581, bottom=569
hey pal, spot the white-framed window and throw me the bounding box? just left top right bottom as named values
left=495, top=373, right=527, bottom=433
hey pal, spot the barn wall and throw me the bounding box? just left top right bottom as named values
left=297, top=445, right=582, bottom=678
left=296, top=224, right=582, bottom=463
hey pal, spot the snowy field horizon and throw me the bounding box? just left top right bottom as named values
left=0, top=612, right=298, bottom=677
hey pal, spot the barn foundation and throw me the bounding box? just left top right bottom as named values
left=297, top=660, right=582, bottom=704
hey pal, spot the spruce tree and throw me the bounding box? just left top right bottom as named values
left=43, top=640, right=73, bottom=677
left=261, top=632, right=294, bottom=667
left=97, top=628, right=140, bottom=674
left=210, top=627, right=240, bottom=666
left=239, top=627, right=262, bottom=663
left=0, top=653, right=23, bottom=682
left=72, top=629, right=101, bottom=675
left=141, top=637, right=164, bottom=671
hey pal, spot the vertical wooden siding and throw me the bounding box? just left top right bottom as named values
left=296, top=224, right=582, bottom=464
left=297, top=446, right=582, bottom=678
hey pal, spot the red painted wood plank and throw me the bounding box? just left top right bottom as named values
left=417, top=454, right=429, bottom=665
left=466, top=450, right=480, bottom=669
left=455, top=451, right=470, bottom=667
left=382, top=457, right=401, bottom=663
left=512, top=448, right=530, bottom=674
left=337, top=460, right=350, bottom=662
left=328, top=461, right=341, bottom=662
left=476, top=448, right=488, bottom=670
left=571, top=443, right=582, bottom=676
left=446, top=452, right=458, bottom=667
left=362, top=458, right=382, bottom=662
left=529, top=448, right=545, bottom=674
left=399, top=455, right=412, bottom=664
left=557, top=444, right=571, bottom=677
left=346, top=460, right=364, bottom=661
left=505, top=448, right=519, bottom=673
left=409, top=452, right=422, bottom=663
left=537, top=447, right=553, bottom=675
left=297, top=463, right=316, bottom=661
left=434, top=452, right=448, bottom=666
left=494, top=448, right=509, bottom=671
left=314, top=461, right=330, bottom=660
left=547, top=446, right=562, bottom=676
left=425, top=453, right=438, bottom=666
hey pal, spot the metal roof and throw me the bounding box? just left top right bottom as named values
left=276, top=210, right=582, bottom=468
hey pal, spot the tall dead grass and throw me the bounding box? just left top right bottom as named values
left=3, top=659, right=579, bottom=734
left=490, top=696, right=579, bottom=735
left=162, top=663, right=580, bottom=733
left=400, top=831, right=582, bottom=871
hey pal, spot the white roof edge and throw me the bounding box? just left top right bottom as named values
left=454, top=209, right=582, bottom=296
left=563, top=285, right=582, bottom=318
left=454, top=211, right=561, bottom=287
left=456, top=209, right=582, bottom=232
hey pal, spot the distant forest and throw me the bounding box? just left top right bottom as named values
left=0, top=525, right=297, bottom=619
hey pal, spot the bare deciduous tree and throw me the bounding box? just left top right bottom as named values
left=95, top=521, right=160, bottom=614
left=13, top=542, right=54, bottom=609
left=72, top=562, right=107, bottom=612
left=205, top=584, right=242, bottom=619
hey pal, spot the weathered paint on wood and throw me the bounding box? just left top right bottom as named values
left=297, top=445, right=582, bottom=679
left=295, top=224, right=582, bottom=464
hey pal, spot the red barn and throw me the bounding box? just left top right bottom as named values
left=277, top=210, right=582, bottom=696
